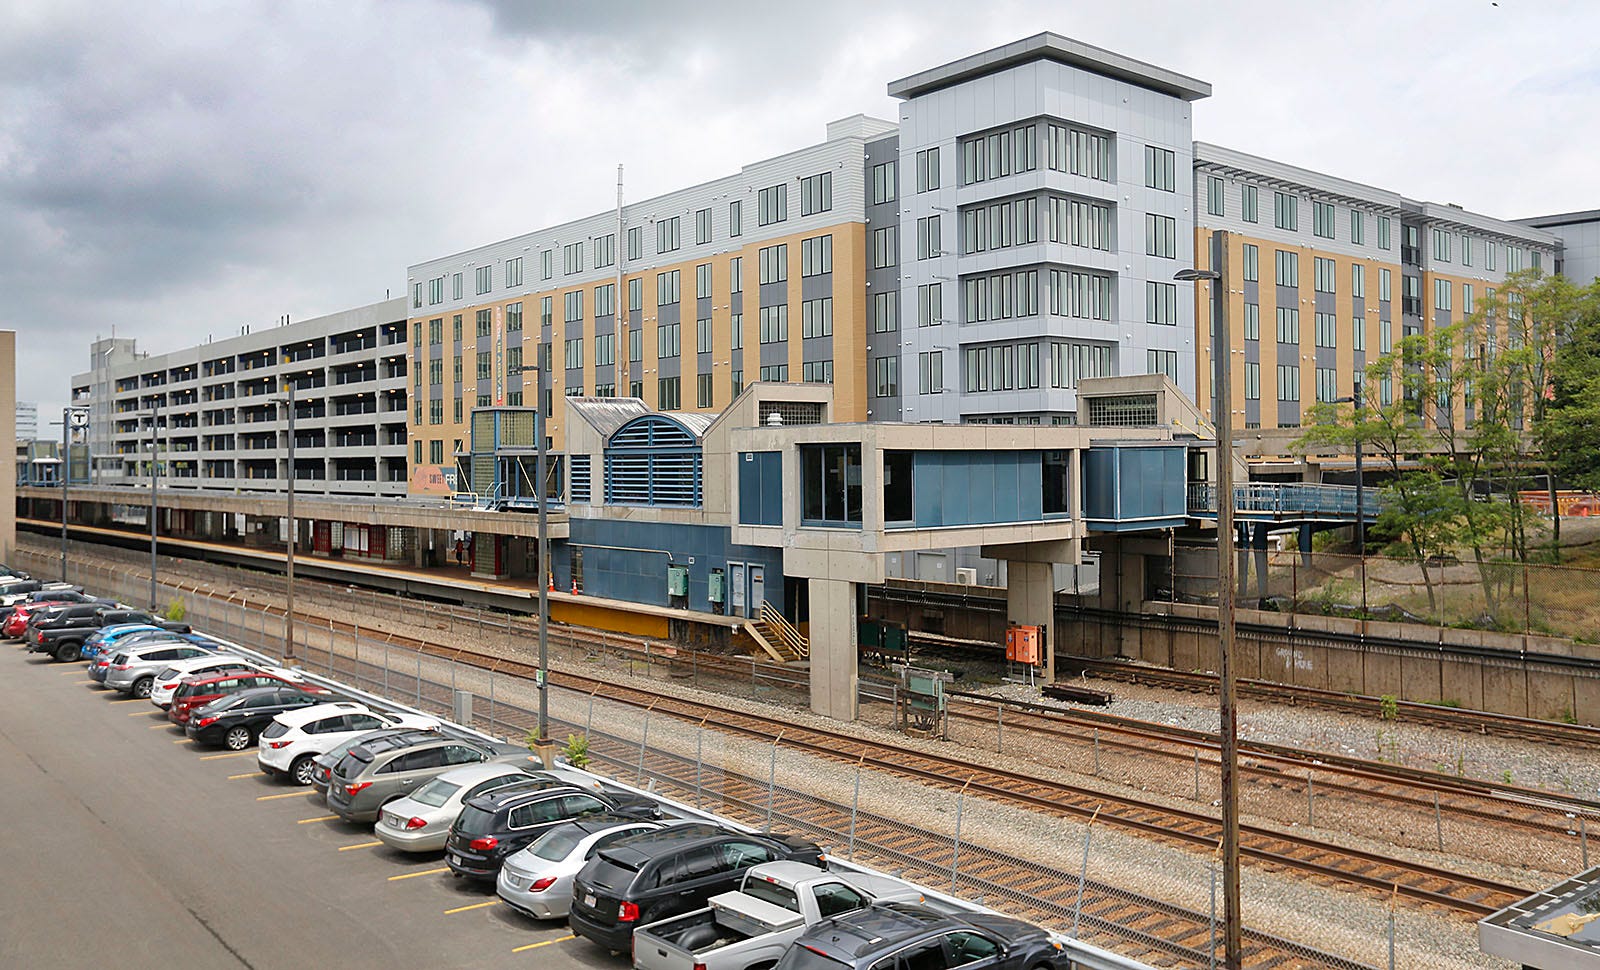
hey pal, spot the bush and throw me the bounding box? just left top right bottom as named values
left=563, top=733, right=591, bottom=770
left=164, top=598, right=186, bottom=622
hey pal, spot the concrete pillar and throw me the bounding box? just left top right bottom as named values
left=1298, top=523, right=1313, bottom=569
left=1253, top=524, right=1270, bottom=601
left=471, top=534, right=509, bottom=580
left=1006, top=560, right=1056, bottom=684
left=807, top=577, right=858, bottom=721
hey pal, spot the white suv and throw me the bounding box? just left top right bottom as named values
left=147, top=654, right=262, bottom=709
left=258, top=703, right=441, bottom=786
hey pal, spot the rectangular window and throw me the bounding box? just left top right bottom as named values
left=1314, top=256, right=1336, bottom=293
left=730, top=257, right=742, bottom=294
left=1351, top=211, right=1366, bottom=245
left=476, top=351, right=491, bottom=380
left=800, top=172, right=832, bottom=216
left=563, top=242, right=583, bottom=275
left=873, top=356, right=898, bottom=397
left=452, top=315, right=462, bottom=341
left=429, top=439, right=443, bottom=462
left=917, top=282, right=942, bottom=327
left=872, top=226, right=897, bottom=268
left=628, top=328, right=642, bottom=363
left=1434, top=278, right=1452, bottom=311
left=475, top=265, right=492, bottom=294
left=1145, top=214, right=1176, bottom=258
left=657, top=376, right=680, bottom=411
left=594, top=283, right=614, bottom=318
left=656, top=216, right=681, bottom=254
left=427, top=277, right=443, bottom=304
left=1047, top=270, right=1113, bottom=320
left=1243, top=303, right=1260, bottom=341
left=452, top=273, right=463, bottom=300
left=1432, top=227, right=1451, bottom=262
left=918, top=350, right=943, bottom=394
left=1461, top=235, right=1473, bottom=267
left=916, top=215, right=941, bottom=260
left=696, top=317, right=713, bottom=354
left=730, top=312, right=742, bottom=350
left=541, top=250, right=553, bottom=280
left=1313, top=201, right=1335, bottom=239
left=758, top=364, right=788, bottom=382
left=801, top=297, right=833, bottom=338
left=801, top=360, right=833, bottom=384
left=627, top=227, right=641, bottom=261
left=1379, top=268, right=1392, bottom=302
left=452, top=356, right=462, bottom=383
left=1352, top=316, right=1365, bottom=352
left=1049, top=341, right=1114, bottom=388
left=1315, top=367, right=1338, bottom=403
left=729, top=200, right=742, bottom=237
left=730, top=370, right=743, bottom=398
left=1463, top=283, right=1474, bottom=315
left=758, top=305, right=788, bottom=343
left=1144, top=145, right=1175, bottom=191
left=427, top=359, right=443, bottom=385
left=593, top=233, right=615, bottom=269
left=758, top=184, right=787, bottom=225
left=1486, top=241, right=1497, bottom=271
left=1147, top=349, right=1179, bottom=379
left=872, top=291, right=898, bottom=333
left=1277, top=364, right=1301, bottom=401
left=427, top=318, right=443, bottom=344
left=476, top=308, right=493, bottom=337
left=696, top=372, right=713, bottom=408
left=695, top=263, right=712, bottom=299
left=412, top=282, right=422, bottom=308
left=594, top=332, right=615, bottom=366
left=1380, top=318, right=1392, bottom=353
left=656, top=269, right=681, bottom=306
left=1508, top=246, right=1526, bottom=272
left=1351, top=265, right=1365, bottom=298
left=1378, top=216, right=1391, bottom=251
left=1276, top=307, right=1300, bottom=344
left=1048, top=197, right=1113, bottom=250
left=1275, top=250, right=1299, bottom=287
left=1242, top=243, right=1259, bottom=282
left=1274, top=191, right=1298, bottom=231
left=627, top=278, right=642, bottom=312
left=1244, top=362, right=1260, bottom=400
left=759, top=244, right=788, bottom=284
left=1206, top=175, right=1224, bottom=216
left=1241, top=184, right=1258, bottom=223
left=695, top=207, right=712, bottom=245
left=1146, top=281, right=1177, bottom=325
left=504, top=302, right=523, bottom=332
left=657, top=321, right=681, bottom=358
left=915, top=147, right=940, bottom=191
left=1046, top=123, right=1112, bottom=181
left=505, top=257, right=523, bottom=288
left=801, top=235, right=833, bottom=276
left=564, top=337, right=583, bottom=370
left=1315, top=312, right=1337, bottom=348
left=871, top=161, right=897, bottom=203
left=563, top=290, right=584, bottom=324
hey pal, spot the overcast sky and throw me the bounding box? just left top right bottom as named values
left=4, top=0, right=1594, bottom=428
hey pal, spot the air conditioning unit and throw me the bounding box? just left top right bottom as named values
left=954, top=567, right=978, bottom=585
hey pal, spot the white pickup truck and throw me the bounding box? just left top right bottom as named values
left=631, top=860, right=922, bottom=970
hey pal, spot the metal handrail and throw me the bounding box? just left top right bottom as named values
left=759, top=600, right=809, bottom=659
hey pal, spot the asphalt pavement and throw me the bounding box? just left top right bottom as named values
left=0, top=644, right=623, bottom=969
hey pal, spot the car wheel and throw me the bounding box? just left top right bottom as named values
left=55, top=641, right=80, bottom=663
left=131, top=677, right=154, bottom=699
left=224, top=726, right=255, bottom=751
left=290, top=755, right=317, bottom=786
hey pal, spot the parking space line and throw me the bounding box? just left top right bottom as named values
left=298, top=815, right=338, bottom=824
left=387, top=866, right=448, bottom=881
left=109, top=698, right=146, bottom=704
left=511, top=935, right=574, bottom=953
left=198, top=751, right=253, bottom=760
left=77, top=681, right=100, bottom=686
left=338, top=841, right=382, bottom=852
left=256, top=791, right=309, bottom=802
left=60, top=669, right=84, bottom=675
left=172, top=738, right=194, bottom=744
left=128, top=710, right=155, bottom=716
left=444, top=900, right=499, bottom=915
left=149, top=724, right=171, bottom=730
left=227, top=773, right=256, bottom=780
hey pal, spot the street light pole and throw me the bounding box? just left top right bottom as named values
left=1178, top=229, right=1241, bottom=969
left=58, top=405, right=89, bottom=583
left=148, top=416, right=159, bottom=611
left=1354, top=383, right=1366, bottom=622
left=284, top=379, right=297, bottom=661
left=535, top=363, right=550, bottom=753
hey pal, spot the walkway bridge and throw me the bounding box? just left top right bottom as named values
left=1187, top=483, right=1381, bottom=524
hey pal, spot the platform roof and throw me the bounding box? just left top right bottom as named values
left=1479, top=866, right=1600, bottom=969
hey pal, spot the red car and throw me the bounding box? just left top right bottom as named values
left=4, top=603, right=56, bottom=639
left=167, top=671, right=327, bottom=725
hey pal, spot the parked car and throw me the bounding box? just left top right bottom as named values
left=444, top=782, right=661, bottom=881
left=184, top=686, right=336, bottom=749
left=631, top=861, right=924, bottom=970
left=168, top=671, right=320, bottom=726
left=30, top=607, right=179, bottom=662
left=496, top=816, right=666, bottom=919
left=772, top=903, right=1066, bottom=970
left=80, top=624, right=209, bottom=661
left=258, top=703, right=441, bottom=786
left=568, top=824, right=825, bottom=954
left=147, top=656, right=261, bottom=709
left=0, top=580, right=75, bottom=607
left=100, top=642, right=216, bottom=696
left=372, top=762, right=540, bottom=851
left=326, top=732, right=533, bottom=823
left=308, top=728, right=435, bottom=797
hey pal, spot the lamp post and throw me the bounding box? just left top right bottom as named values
left=57, top=406, right=89, bottom=583
left=1177, top=229, right=1241, bottom=970
left=519, top=359, right=551, bottom=760
left=1332, top=389, right=1367, bottom=621
left=271, top=380, right=298, bottom=661
left=143, top=413, right=162, bottom=610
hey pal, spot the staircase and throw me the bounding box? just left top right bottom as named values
left=746, top=601, right=808, bottom=663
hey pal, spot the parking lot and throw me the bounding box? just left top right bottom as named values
left=0, top=644, right=623, bottom=970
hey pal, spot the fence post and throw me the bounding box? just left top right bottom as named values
left=1209, top=845, right=1219, bottom=970
left=587, top=689, right=596, bottom=737
left=766, top=732, right=783, bottom=828
left=849, top=754, right=864, bottom=861
left=1092, top=728, right=1100, bottom=776
left=1194, top=750, right=1202, bottom=801
left=1307, top=771, right=1314, bottom=826
left=1433, top=792, right=1443, bottom=852
left=488, top=669, right=496, bottom=735
left=1583, top=817, right=1591, bottom=869
left=996, top=705, right=1003, bottom=754
left=950, top=778, right=971, bottom=893
left=638, top=703, right=656, bottom=785
left=694, top=719, right=705, bottom=809
left=1072, top=807, right=1101, bottom=940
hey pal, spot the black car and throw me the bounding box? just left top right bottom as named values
left=568, top=823, right=825, bottom=952
left=184, top=686, right=331, bottom=750
left=773, top=903, right=1065, bottom=970
left=444, top=784, right=661, bottom=881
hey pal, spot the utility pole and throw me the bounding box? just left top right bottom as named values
left=148, top=416, right=159, bottom=610
left=535, top=363, right=551, bottom=764
left=284, top=377, right=297, bottom=661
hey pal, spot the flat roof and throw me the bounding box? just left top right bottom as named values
left=887, top=32, right=1210, bottom=102
left=1519, top=209, right=1600, bottom=230
left=1479, top=866, right=1600, bottom=969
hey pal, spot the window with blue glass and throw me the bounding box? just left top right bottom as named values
left=801, top=444, right=861, bottom=527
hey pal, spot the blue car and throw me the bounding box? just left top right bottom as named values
left=79, top=623, right=201, bottom=661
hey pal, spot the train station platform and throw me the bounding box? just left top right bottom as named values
left=1480, top=865, right=1600, bottom=968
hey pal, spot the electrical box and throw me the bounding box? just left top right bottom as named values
left=707, top=568, right=725, bottom=604
left=1006, top=624, right=1042, bottom=666
left=666, top=564, right=689, bottom=597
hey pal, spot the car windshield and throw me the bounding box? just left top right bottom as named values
left=206, top=693, right=250, bottom=712
left=454, top=806, right=497, bottom=837
left=774, top=947, right=850, bottom=970
left=411, top=778, right=460, bottom=808
left=153, top=666, right=177, bottom=680
left=530, top=826, right=584, bottom=862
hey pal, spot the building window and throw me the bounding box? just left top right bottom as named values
left=657, top=216, right=681, bottom=254
left=729, top=312, right=743, bottom=351
left=1275, top=250, right=1299, bottom=287
left=917, top=282, right=942, bottom=327
left=802, top=360, right=833, bottom=384
left=1378, top=216, right=1391, bottom=251
left=1145, top=214, right=1176, bottom=258
left=916, top=215, right=941, bottom=260
left=758, top=184, right=787, bottom=225
left=960, top=124, right=1037, bottom=184
left=1273, top=191, right=1298, bottom=231
left=801, top=236, right=833, bottom=276
left=961, top=269, right=1039, bottom=323
left=593, top=233, right=615, bottom=269
left=1277, top=364, right=1301, bottom=402
left=413, top=441, right=422, bottom=464
left=915, top=147, right=940, bottom=191
left=627, top=279, right=641, bottom=312
left=1276, top=307, right=1300, bottom=344
left=1206, top=176, right=1224, bottom=216
left=627, top=226, right=642, bottom=261
left=561, top=242, right=582, bottom=275
left=696, top=317, right=712, bottom=354
left=1050, top=342, right=1113, bottom=388
left=871, top=161, right=897, bottom=203
left=729, top=200, right=742, bottom=237
left=1048, top=198, right=1112, bottom=250
left=657, top=377, right=681, bottom=411
left=801, top=297, right=833, bottom=338
left=1352, top=316, right=1365, bottom=352
left=1244, top=362, right=1260, bottom=400
left=918, top=351, right=943, bottom=394
left=872, top=226, right=897, bottom=268
left=1463, top=283, right=1474, bottom=315
left=429, top=440, right=443, bottom=463
left=1351, top=265, right=1365, bottom=298
left=1435, top=278, right=1452, bottom=311
left=695, top=208, right=712, bottom=245
left=1431, top=228, right=1451, bottom=263
left=1314, top=256, right=1336, bottom=293
left=505, top=302, right=523, bottom=332
left=1143, top=145, right=1175, bottom=192
left=1146, top=281, right=1177, bottom=325
left=799, top=444, right=863, bottom=526
left=452, top=273, right=463, bottom=300
left=1147, top=349, right=1178, bottom=379
left=594, top=283, right=615, bottom=318
left=657, top=322, right=681, bottom=358
left=1351, top=211, right=1366, bottom=245
left=412, top=282, right=422, bottom=308
left=1315, top=367, right=1338, bottom=403
left=453, top=398, right=462, bottom=422
left=1047, top=270, right=1112, bottom=320
left=873, top=356, right=898, bottom=397
left=730, top=257, right=742, bottom=294
left=759, top=364, right=788, bottom=382
left=960, top=197, right=1037, bottom=253
left=1315, top=312, right=1337, bottom=348
left=427, top=318, right=443, bottom=344
left=1046, top=123, right=1112, bottom=181
left=1380, top=318, right=1392, bottom=353
left=427, top=359, right=443, bottom=385
left=759, top=244, right=788, bottom=284
left=730, top=370, right=743, bottom=398
left=696, top=372, right=714, bottom=408
left=1240, top=184, right=1258, bottom=223
left=453, top=315, right=463, bottom=341
left=657, top=270, right=681, bottom=306
left=1379, top=268, right=1392, bottom=302
left=758, top=305, right=788, bottom=343
left=1241, top=243, right=1259, bottom=282
left=472, top=351, right=489, bottom=380
left=563, top=291, right=584, bottom=324
left=504, top=258, right=523, bottom=289
left=1486, top=241, right=1497, bottom=271
left=628, top=328, right=642, bottom=362
left=695, top=263, right=712, bottom=299
left=873, top=291, right=898, bottom=333
left=594, top=333, right=615, bottom=366
left=800, top=172, right=832, bottom=216
left=1313, top=201, right=1335, bottom=239
left=1461, top=235, right=1473, bottom=267
left=452, top=356, right=462, bottom=383
left=540, top=250, right=553, bottom=280
left=476, top=308, right=492, bottom=337
left=1243, top=303, right=1260, bottom=341
left=564, top=337, right=583, bottom=370
left=427, top=277, right=444, bottom=304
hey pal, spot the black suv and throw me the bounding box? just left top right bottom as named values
left=568, top=823, right=825, bottom=952
left=184, top=686, right=333, bottom=750
left=445, top=784, right=661, bottom=881
left=773, top=903, right=1065, bottom=970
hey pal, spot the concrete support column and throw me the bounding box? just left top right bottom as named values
left=1252, top=524, right=1270, bottom=601
left=1006, top=559, right=1056, bottom=684
left=471, top=534, right=509, bottom=580
left=807, top=577, right=858, bottom=722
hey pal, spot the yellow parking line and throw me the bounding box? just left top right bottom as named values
left=338, top=841, right=382, bottom=852
left=511, top=935, right=575, bottom=953
left=298, top=815, right=338, bottom=825
left=78, top=681, right=100, bottom=686
left=109, top=698, right=146, bottom=704
left=60, top=669, right=84, bottom=675
left=198, top=751, right=253, bottom=761
left=149, top=724, right=171, bottom=730
left=445, top=900, right=499, bottom=915
left=387, top=866, right=448, bottom=881
left=128, top=710, right=155, bottom=717
left=256, top=791, right=309, bottom=802
left=227, top=773, right=256, bottom=780
left=172, top=738, right=194, bottom=744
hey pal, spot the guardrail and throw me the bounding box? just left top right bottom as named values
left=1187, top=482, right=1380, bottom=520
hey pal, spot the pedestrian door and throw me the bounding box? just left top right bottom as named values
left=729, top=562, right=747, bottom=617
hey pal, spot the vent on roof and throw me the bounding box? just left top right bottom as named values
left=759, top=401, right=823, bottom=426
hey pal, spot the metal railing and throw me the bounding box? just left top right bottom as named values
left=760, top=600, right=809, bottom=659
left=1187, top=482, right=1379, bottom=520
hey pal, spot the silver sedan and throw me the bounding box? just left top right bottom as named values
left=497, top=816, right=664, bottom=919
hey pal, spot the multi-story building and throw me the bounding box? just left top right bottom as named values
left=14, top=401, right=37, bottom=441
left=1193, top=144, right=1561, bottom=431
left=1518, top=210, right=1600, bottom=287
left=68, top=300, right=410, bottom=498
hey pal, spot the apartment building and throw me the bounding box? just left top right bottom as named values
left=68, top=300, right=410, bottom=498
left=1192, top=144, right=1561, bottom=430
left=1519, top=209, right=1600, bottom=287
